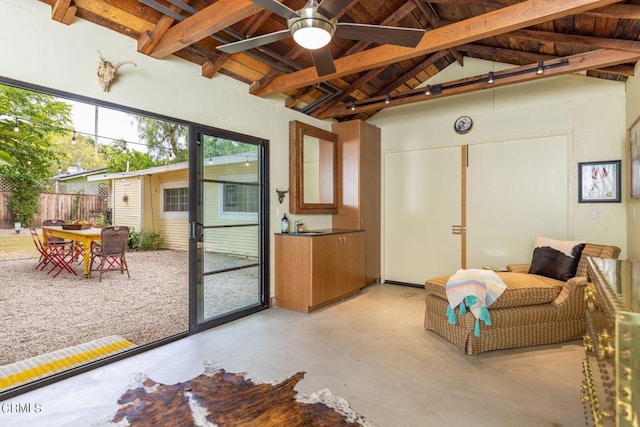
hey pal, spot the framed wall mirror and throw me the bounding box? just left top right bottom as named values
left=289, top=121, right=338, bottom=214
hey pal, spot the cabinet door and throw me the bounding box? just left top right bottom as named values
left=341, top=232, right=365, bottom=293
left=311, top=235, right=340, bottom=304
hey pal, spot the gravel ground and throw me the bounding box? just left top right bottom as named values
left=0, top=250, right=190, bottom=365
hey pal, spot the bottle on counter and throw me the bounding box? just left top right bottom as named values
left=281, top=213, right=289, bottom=233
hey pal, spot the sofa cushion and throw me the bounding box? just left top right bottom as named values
left=528, top=236, right=586, bottom=281
left=425, top=272, right=564, bottom=309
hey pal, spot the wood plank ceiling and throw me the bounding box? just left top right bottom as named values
left=39, top=0, right=640, bottom=121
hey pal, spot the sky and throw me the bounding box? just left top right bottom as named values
left=67, top=99, right=146, bottom=152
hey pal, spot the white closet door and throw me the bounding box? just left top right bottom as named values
left=466, top=136, right=568, bottom=268
left=384, top=147, right=462, bottom=284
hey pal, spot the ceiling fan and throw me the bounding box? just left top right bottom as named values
left=217, top=0, right=425, bottom=77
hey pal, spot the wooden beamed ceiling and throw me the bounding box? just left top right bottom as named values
left=40, top=0, right=640, bottom=121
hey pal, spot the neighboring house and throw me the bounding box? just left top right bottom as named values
left=88, top=154, right=258, bottom=256
left=51, top=167, right=109, bottom=197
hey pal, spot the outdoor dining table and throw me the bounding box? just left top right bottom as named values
left=41, top=226, right=102, bottom=277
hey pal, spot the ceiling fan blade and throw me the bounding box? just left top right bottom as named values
left=250, top=0, right=299, bottom=19
left=217, top=29, right=292, bottom=54
left=335, top=23, right=425, bottom=47
left=311, top=46, right=336, bottom=76
left=317, top=0, right=343, bottom=19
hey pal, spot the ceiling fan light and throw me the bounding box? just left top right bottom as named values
left=293, top=26, right=332, bottom=49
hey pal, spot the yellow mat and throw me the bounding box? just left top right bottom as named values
left=0, top=335, right=135, bottom=391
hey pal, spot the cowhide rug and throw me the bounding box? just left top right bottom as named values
left=109, top=361, right=376, bottom=427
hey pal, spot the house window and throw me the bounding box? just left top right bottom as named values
left=218, top=174, right=258, bottom=220
left=223, top=184, right=258, bottom=213
left=161, top=181, right=189, bottom=219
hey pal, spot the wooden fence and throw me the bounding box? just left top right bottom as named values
left=0, top=191, right=107, bottom=229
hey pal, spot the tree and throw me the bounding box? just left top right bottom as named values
left=49, top=132, right=107, bottom=174
left=0, top=84, right=71, bottom=225
left=132, top=116, right=188, bottom=163
left=101, top=142, right=156, bottom=172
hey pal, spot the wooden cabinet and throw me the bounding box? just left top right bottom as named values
left=583, top=258, right=639, bottom=427
left=275, top=231, right=365, bottom=313
left=331, top=120, right=381, bottom=284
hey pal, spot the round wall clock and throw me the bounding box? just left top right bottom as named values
left=454, top=116, right=473, bottom=134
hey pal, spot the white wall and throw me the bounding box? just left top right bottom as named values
left=0, top=0, right=333, bottom=295
left=371, top=57, right=628, bottom=278
left=626, top=62, right=640, bottom=260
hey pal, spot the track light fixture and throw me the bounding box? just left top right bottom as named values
left=245, top=156, right=250, bottom=167
left=13, top=118, right=19, bottom=133
left=342, top=59, right=569, bottom=112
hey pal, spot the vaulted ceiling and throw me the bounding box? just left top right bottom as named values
left=39, top=0, right=640, bottom=121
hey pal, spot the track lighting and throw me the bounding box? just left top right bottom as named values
left=13, top=118, right=19, bottom=133
left=487, top=71, right=494, bottom=84
left=349, top=102, right=356, bottom=111
left=385, top=94, right=390, bottom=104
left=245, top=156, right=250, bottom=167
left=536, top=60, right=544, bottom=75
left=425, top=85, right=431, bottom=95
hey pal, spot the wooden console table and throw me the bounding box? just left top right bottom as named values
left=583, top=258, right=639, bottom=426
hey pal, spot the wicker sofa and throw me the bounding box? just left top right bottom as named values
left=423, top=243, right=621, bottom=355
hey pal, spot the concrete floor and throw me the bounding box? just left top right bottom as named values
left=0, top=284, right=585, bottom=427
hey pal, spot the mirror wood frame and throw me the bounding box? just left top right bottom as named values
left=289, top=120, right=338, bottom=214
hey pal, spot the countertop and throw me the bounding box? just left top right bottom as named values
left=275, top=228, right=363, bottom=236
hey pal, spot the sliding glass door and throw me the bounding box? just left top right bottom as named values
left=189, top=127, right=269, bottom=330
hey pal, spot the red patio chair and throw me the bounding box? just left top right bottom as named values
left=29, top=228, right=79, bottom=278
left=90, top=226, right=130, bottom=282
left=43, top=219, right=83, bottom=263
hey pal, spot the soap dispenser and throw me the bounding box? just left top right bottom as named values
left=281, top=213, right=289, bottom=233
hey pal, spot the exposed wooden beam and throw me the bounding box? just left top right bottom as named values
left=597, top=64, right=635, bottom=77
left=51, top=0, right=76, bottom=25
left=508, top=29, right=640, bottom=53
left=72, top=0, right=154, bottom=34
left=149, top=0, right=262, bottom=59
left=422, top=1, right=640, bottom=19
left=377, top=51, right=450, bottom=96
left=317, top=49, right=640, bottom=119
left=459, top=43, right=559, bottom=63
left=414, top=0, right=464, bottom=65
left=138, top=0, right=192, bottom=55
left=584, top=4, right=640, bottom=19
left=252, top=0, right=621, bottom=97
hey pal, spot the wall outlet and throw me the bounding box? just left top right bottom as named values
left=590, top=208, right=599, bottom=219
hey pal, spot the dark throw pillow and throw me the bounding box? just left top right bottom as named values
left=528, top=236, right=586, bottom=281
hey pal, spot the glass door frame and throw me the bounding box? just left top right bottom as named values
left=188, top=125, right=270, bottom=333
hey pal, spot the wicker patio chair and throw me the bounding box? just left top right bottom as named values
left=89, top=226, right=130, bottom=282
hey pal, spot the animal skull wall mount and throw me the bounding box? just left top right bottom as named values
left=97, top=51, right=136, bottom=92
